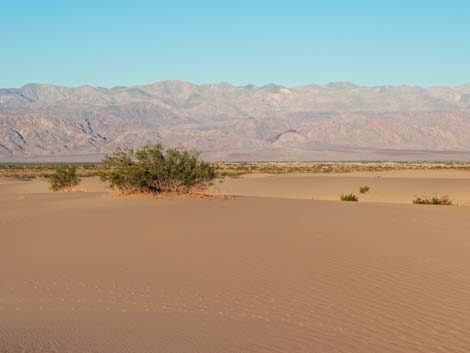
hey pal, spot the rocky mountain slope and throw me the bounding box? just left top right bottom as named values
left=2, top=81, right=470, bottom=161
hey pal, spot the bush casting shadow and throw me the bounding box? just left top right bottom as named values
left=49, top=165, right=81, bottom=191
left=100, top=144, right=215, bottom=194
left=413, top=195, right=452, bottom=206
left=340, top=193, right=359, bottom=202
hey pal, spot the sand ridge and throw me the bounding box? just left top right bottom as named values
left=212, top=170, right=470, bottom=205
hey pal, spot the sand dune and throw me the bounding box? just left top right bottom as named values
left=1, top=176, right=470, bottom=352
left=212, top=170, right=470, bottom=205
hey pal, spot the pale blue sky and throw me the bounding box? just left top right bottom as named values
left=2, top=0, right=470, bottom=88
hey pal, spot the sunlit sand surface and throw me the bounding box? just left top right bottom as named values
left=1, top=174, right=469, bottom=352
left=212, top=170, right=470, bottom=205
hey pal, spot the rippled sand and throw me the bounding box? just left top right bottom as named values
left=1, top=176, right=469, bottom=352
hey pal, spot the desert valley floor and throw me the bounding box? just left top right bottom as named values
left=1, top=171, right=470, bottom=352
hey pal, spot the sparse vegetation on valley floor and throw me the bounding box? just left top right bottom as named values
left=0, top=163, right=101, bottom=179
left=3, top=160, right=470, bottom=179
left=214, top=161, right=470, bottom=176
left=359, top=185, right=371, bottom=194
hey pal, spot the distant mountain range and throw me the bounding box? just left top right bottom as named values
left=2, top=80, right=470, bottom=161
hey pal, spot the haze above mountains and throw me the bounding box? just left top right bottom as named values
left=2, top=80, right=470, bottom=161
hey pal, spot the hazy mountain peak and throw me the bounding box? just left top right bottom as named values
left=324, top=82, right=357, bottom=89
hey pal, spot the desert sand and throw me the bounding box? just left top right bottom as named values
left=1, top=173, right=470, bottom=352
left=212, top=169, right=470, bottom=205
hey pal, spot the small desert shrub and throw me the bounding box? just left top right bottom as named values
left=340, top=193, right=359, bottom=202
left=100, top=144, right=215, bottom=194
left=49, top=165, right=81, bottom=191
left=359, top=185, right=370, bottom=194
left=413, top=195, right=452, bottom=206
